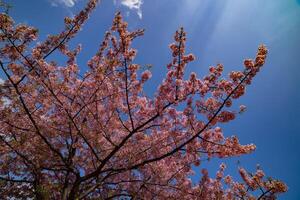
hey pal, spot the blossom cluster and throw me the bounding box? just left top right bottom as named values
left=0, top=1, right=286, bottom=199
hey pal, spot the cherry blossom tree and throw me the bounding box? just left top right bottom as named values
left=0, top=1, right=287, bottom=199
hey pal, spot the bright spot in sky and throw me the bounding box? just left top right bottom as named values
left=50, top=0, right=76, bottom=7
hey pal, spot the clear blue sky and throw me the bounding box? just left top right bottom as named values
left=6, top=0, right=300, bottom=199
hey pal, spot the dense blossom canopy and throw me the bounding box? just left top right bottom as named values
left=0, top=0, right=286, bottom=199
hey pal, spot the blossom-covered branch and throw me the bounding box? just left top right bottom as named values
left=0, top=1, right=286, bottom=199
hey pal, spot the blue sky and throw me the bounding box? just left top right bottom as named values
left=5, top=0, right=300, bottom=199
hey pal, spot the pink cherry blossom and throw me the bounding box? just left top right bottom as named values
left=0, top=1, right=286, bottom=199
